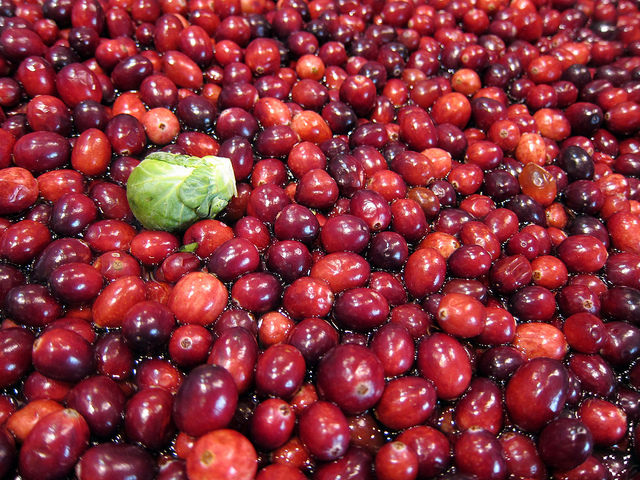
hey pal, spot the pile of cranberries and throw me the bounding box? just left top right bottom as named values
left=1, top=0, right=640, bottom=478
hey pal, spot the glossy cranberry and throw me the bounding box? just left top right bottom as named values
left=124, top=387, right=175, bottom=451
left=32, top=328, right=95, bottom=383
left=121, top=300, right=175, bottom=353
left=454, top=427, right=507, bottom=480
left=18, top=408, right=90, bottom=480
left=13, top=131, right=71, bottom=174
left=207, top=325, right=257, bottom=395
left=285, top=317, right=337, bottom=366
left=375, top=376, right=436, bottom=431
left=299, top=400, right=350, bottom=461
left=94, top=333, right=134, bottom=381
left=568, top=215, right=610, bottom=248
left=508, top=285, right=556, bottom=322
left=579, top=397, right=627, bottom=447
left=232, top=272, right=283, bottom=315
left=605, top=252, right=640, bottom=289
left=246, top=183, right=291, bottom=225
left=557, top=145, right=595, bottom=180
left=173, top=364, right=237, bottom=437
left=263, top=240, right=310, bottom=284
left=250, top=398, right=295, bottom=452
left=316, top=344, right=385, bottom=414
left=499, top=431, right=546, bottom=480
left=50, top=193, right=98, bottom=237
left=375, top=441, right=419, bottom=480
left=320, top=214, right=370, bottom=253
left=208, top=237, right=260, bottom=282
left=254, top=343, right=305, bottom=399
left=0, top=27, right=47, bottom=64
left=417, top=332, right=472, bottom=401
left=505, top=357, right=569, bottom=432
left=0, top=328, right=35, bottom=389
left=322, top=101, right=358, bottom=134
left=0, top=263, right=25, bottom=311
left=537, top=418, right=593, bottom=471
left=556, top=234, right=608, bottom=273
left=105, top=114, right=147, bottom=157
left=30, top=238, right=91, bottom=283
left=66, top=375, right=126, bottom=438
left=76, top=443, right=157, bottom=480
left=307, top=252, right=366, bottom=295
left=367, top=321, right=413, bottom=374
left=49, top=262, right=104, bottom=304
left=334, top=287, right=389, bottom=332
left=272, top=204, right=318, bottom=245
left=165, top=324, right=212, bottom=370
left=5, top=284, right=62, bottom=328
left=600, top=285, right=640, bottom=326
left=396, top=426, right=451, bottom=478
left=452, top=377, right=502, bottom=433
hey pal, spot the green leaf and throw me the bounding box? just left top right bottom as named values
left=126, top=152, right=237, bottom=232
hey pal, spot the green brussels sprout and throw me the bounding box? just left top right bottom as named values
left=126, top=152, right=237, bottom=232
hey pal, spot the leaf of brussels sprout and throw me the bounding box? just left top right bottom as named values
left=126, top=152, right=236, bottom=232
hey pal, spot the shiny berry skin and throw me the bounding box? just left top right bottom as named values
left=537, top=418, right=593, bottom=471
left=417, top=332, right=472, bottom=400
left=454, top=427, right=507, bottom=480
left=316, top=344, right=385, bottom=415
left=505, top=357, right=569, bottom=432
left=172, top=364, right=238, bottom=437
left=299, top=400, right=350, bottom=461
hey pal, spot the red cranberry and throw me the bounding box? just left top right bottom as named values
left=396, top=426, right=451, bottom=478
left=454, top=427, right=507, bottom=480
left=299, top=400, right=350, bottom=461
left=537, top=418, right=593, bottom=471
left=505, top=357, right=569, bottom=432
left=417, top=332, right=472, bottom=400
left=316, top=344, right=385, bottom=414
left=374, top=376, right=436, bottom=431
left=66, top=375, right=126, bottom=438
left=172, top=364, right=238, bottom=437
left=76, top=443, right=157, bottom=480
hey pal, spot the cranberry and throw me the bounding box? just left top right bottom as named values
left=537, top=418, right=593, bottom=471
left=122, top=300, right=175, bottom=353
left=250, top=398, right=295, bottom=451
left=396, top=426, right=451, bottom=478
left=76, top=443, right=157, bottom=480
left=299, top=400, right=350, bottom=461
left=499, top=432, right=546, bottom=480
left=255, top=343, right=305, bottom=399
left=375, top=376, right=436, bottom=431
left=207, top=326, right=258, bottom=395
left=454, top=427, right=507, bottom=480
left=172, top=364, right=238, bottom=437
left=417, top=332, right=472, bottom=401
left=375, top=442, right=419, bottom=480
left=124, top=387, right=175, bottom=451
left=316, top=344, right=385, bottom=414
left=505, top=357, right=569, bottom=432
left=18, top=408, right=90, bottom=480
left=309, top=252, right=369, bottom=293
left=369, top=322, right=414, bottom=376
left=66, top=375, right=126, bottom=438
left=333, top=287, right=389, bottom=332
left=32, top=328, right=95, bottom=383
left=186, top=429, right=257, bottom=480
left=0, top=328, right=35, bottom=389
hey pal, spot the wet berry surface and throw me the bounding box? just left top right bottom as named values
left=1, top=0, right=640, bottom=479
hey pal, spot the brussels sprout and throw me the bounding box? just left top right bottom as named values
left=126, top=152, right=237, bottom=232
